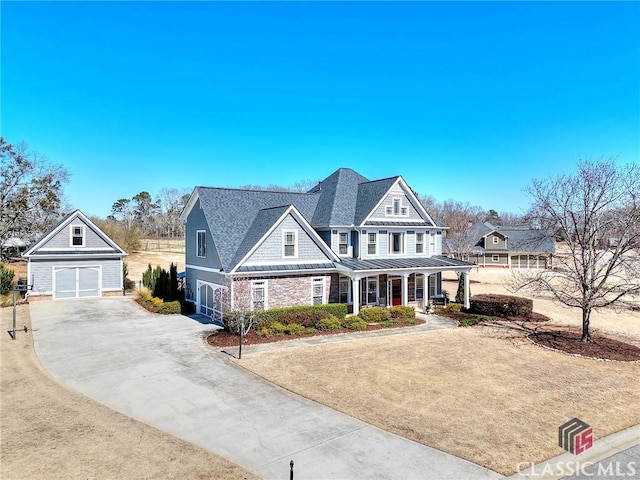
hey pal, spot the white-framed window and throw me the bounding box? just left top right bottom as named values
left=251, top=280, right=267, bottom=310
left=367, top=232, right=377, bottom=255
left=389, top=232, right=405, bottom=254
left=416, top=233, right=424, bottom=254
left=366, top=277, right=378, bottom=304
left=415, top=274, right=424, bottom=300
left=492, top=236, right=499, bottom=245
left=283, top=230, right=297, bottom=258
left=196, top=230, right=206, bottom=258
left=312, top=277, right=325, bottom=305
left=70, top=225, right=85, bottom=247
left=338, top=232, right=349, bottom=255
left=339, top=276, right=350, bottom=304
left=492, top=255, right=500, bottom=263
left=385, top=198, right=409, bottom=216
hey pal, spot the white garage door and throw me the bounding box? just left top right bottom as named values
left=54, top=267, right=100, bottom=299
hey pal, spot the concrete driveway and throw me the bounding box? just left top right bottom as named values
left=30, top=296, right=501, bottom=480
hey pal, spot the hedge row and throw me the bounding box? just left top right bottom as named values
left=469, top=294, right=533, bottom=317
left=223, top=303, right=348, bottom=332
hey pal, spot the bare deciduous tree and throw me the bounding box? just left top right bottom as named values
left=1, top=138, right=69, bottom=257
left=508, top=158, right=640, bottom=341
left=429, top=199, right=485, bottom=259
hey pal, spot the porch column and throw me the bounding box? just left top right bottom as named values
left=401, top=273, right=409, bottom=306
left=352, top=277, right=361, bottom=315
left=464, top=270, right=470, bottom=310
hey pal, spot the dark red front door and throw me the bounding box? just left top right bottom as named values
left=391, top=279, right=402, bottom=306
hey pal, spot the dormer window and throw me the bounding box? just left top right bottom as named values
left=283, top=230, right=297, bottom=258
left=70, top=225, right=85, bottom=247
left=385, top=198, right=408, bottom=217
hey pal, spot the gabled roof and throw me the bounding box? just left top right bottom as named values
left=23, top=209, right=127, bottom=257
left=467, top=221, right=555, bottom=253
left=190, top=187, right=320, bottom=272
left=354, top=177, right=399, bottom=225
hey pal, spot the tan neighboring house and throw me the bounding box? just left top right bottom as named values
left=444, top=221, right=555, bottom=269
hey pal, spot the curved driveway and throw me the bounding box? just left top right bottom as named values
left=30, top=297, right=501, bottom=480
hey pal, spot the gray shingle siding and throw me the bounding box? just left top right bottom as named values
left=40, top=218, right=116, bottom=250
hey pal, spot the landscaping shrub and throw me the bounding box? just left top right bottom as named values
left=256, top=304, right=347, bottom=328
left=0, top=263, right=15, bottom=295
left=285, top=323, right=305, bottom=335
left=315, top=303, right=348, bottom=319
left=269, top=321, right=287, bottom=335
left=315, top=316, right=342, bottom=331
left=157, top=300, right=181, bottom=314
left=390, top=305, right=415, bottom=319
left=445, top=303, right=463, bottom=313
left=142, top=263, right=180, bottom=301
left=343, top=316, right=367, bottom=331
left=358, top=307, right=391, bottom=323
left=469, top=294, right=533, bottom=317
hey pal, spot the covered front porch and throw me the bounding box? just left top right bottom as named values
left=336, top=256, right=474, bottom=315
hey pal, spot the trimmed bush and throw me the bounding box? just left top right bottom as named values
left=358, top=307, right=391, bottom=323
left=285, top=323, right=305, bottom=335
left=269, top=321, right=287, bottom=335
left=445, top=303, right=463, bottom=313
left=157, top=300, right=181, bottom=314
left=315, top=316, right=342, bottom=331
left=390, top=305, right=415, bottom=319
left=257, top=304, right=347, bottom=328
left=469, top=294, right=533, bottom=317
left=343, top=316, right=367, bottom=331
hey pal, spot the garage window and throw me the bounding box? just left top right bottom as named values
left=70, top=225, right=85, bottom=246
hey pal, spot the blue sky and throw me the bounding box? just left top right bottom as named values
left=2, top=1, right=639, bottom=218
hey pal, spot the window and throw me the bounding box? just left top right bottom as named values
left=415, top=275, right=424, bottom=300
left=283, top=230, right=297, bottom=257
left=389, top=232, right=404, bottom=254
left=251, top=281, right=267, bottom=310
left=339, top=276, right=350, bottom=303
left=312, top=277, right=325, bottom=305
left=416, top=233, right=424, bottom=254
left=492, top=255, right=500, bottom=263
left=70, top=225, right=84, bottom=246
left=196, top=230, right=206, bottom=258
left=338, top=232, right=348, bottom=255
left=385, top=198, right=409, bottom=216
left=367, top=277, right=377, bottom=304
left=367, top=233, right=377, bottom=255
left=492, top=236, right=499, bottom=245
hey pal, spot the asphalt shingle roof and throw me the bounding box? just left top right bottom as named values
left=338, top=255, right=474, bottom=271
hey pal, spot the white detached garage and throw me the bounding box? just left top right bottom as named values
left=23, top=210, right=127, bottom=300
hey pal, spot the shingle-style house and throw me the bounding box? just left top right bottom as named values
left=180, top=168, right=474, bottom=322
left=444, top=221, right=555, bottom=268
left=23, top=210, right=127, bottom=300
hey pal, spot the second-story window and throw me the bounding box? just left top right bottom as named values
left=283, top=230, right=297, bottom=257
left=338, top=232, right=349, bottom=255
left=416, top=233, right=424, bottom=254
left=197, top=230, right=206, bottom=257
left=70, top=225, right=85, bottom=246
left=367, top=233, right=377, bottom=255
left=389, top=232, right=404, bottom=254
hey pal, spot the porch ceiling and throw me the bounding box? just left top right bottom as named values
left=338, top=255, right=474, bottom=272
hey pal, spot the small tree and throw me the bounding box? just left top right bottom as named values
left=0, top=263, right=15, bottom=295
left=508, top=158, right=640, bottom=341
left=455, top=273, right=469, bottom=304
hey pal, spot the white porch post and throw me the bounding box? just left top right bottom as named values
left=464, top=270, right=470, bottom=310
left=401, top=273, right=409, bottom=306
left=352, top=277, right=361, bottom=315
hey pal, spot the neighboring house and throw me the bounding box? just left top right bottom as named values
left=444, top=221, right=555, bottom=268
left=180, top=168, right=474, bottom=323
left=22, top=210, right=127, bottom=300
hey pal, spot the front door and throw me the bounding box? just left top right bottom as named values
left=388, top=277, right=402, bottom=306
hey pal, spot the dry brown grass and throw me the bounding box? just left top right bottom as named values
left=126, top=250, right=185, bottom=284
left=0, top=305, right=258, bottom=480
left=238, top=327, right=639, bottom=475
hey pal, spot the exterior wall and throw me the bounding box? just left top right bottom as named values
left=185, top=198, right=223, bottom=269
left=369, top=185, right=423, bottom=221
left=233, top=274, right=331, bottom=309
left=479, top=253, right=509, bottom=267
left=510, top=254, right=550, bottom=269
left=40, top=218, right=114, bottom=250
left=245, top=215, right=329, bottom=264
left=28, top=257, right=122, bottom=295
left=184, top=266, right=227, bottom=302
left=486, top=233, right=507, bottom=250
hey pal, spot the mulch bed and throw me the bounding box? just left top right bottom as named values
left=206, top=318, right=425, bottom=348
left=435, top=307, right=640, bottom=362
left=528, top=328, right=640, bottom=362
